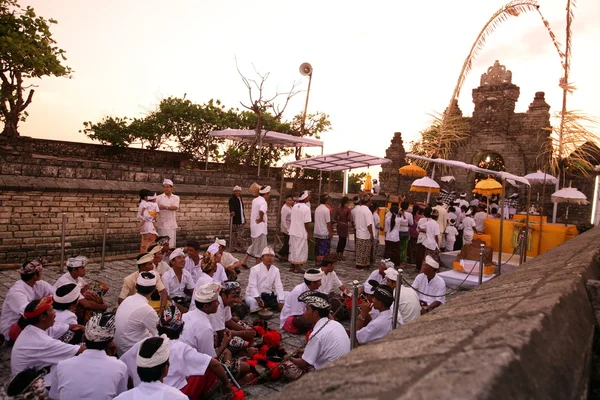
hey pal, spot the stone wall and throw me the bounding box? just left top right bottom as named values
left=270, top=226, right=600, bottom=400
left=0, top=136, right=347, bottom=266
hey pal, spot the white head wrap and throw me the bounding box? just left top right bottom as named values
left=215, top=238, right=226, bottom=247
left=193, top=282, right=221, bottom=303
left=137, top=335, right=170, bottom=368
left=53, top=284, right=81, bottom=304
left=259, top=185, right=271, bottom=194
left=233, top=185, right=242, bottom=192
left=137, top=271, right=157, bottom=287
left=304, top=269, right=324, bottom=282
left=465, top=209, right=472, bottom=216
left=299, top=191, right=309, bottom=201
left=84, top=312, right=116, bottom=342
left=425, top=255, right=440, bottom=270
left=163, top=179, right=174, bottom=186
left=148, top=245, right=163, bottom=256
left=460, top=192, right=467, bottom=198
left=380, top=258, right=394, bottom=269
left=207, top=243, right=220, bottom=255
left=136, top=253, right=155, bottom=265
left=261, top=246, right=275, bottom=256
left=66, top=256, right=87, bottom=269
left=169, top=248, right=185, bottom=261
left=384, top=267, right=399, bottom=282
left=147, top=193, right=158, bottom=200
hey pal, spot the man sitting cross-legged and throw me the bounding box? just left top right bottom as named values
left=280, top=268, right=323, bottom=334
left=356, top=283, right=394, bottom=345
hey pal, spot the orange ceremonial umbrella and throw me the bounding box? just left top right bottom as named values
left=363, top=173, right=373, bottom=191
left=472, top=177, right=502, bottom=196
left=399, top=163, right=427, bottom=178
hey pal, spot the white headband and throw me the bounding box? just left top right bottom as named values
left=169, top=248, right=185, bottom=261
left=53, top=284, right=81, bottom=304
left=304, top=269, right=324, bottom=282
left=163, top=179, right=173, bottom=186
left=147, top=193, right=158, bottom=200
left=425, top=255, right=439, bottom=270
left=384, top=267, right=399, bottom=282
left=137, top=335, right=170, bottom=368
left=233, top=186, right=242, bottom=192
left=261, top=246, right=275, bottom=256
left=259, top=185, right=271, bottom=194
left=66, top=256, right=87, bottom=269
left=137, top=271, right=157, bottom=286
left=207, top=243, right=220, bottom=255
left=215, top=238, right=226, bottom=247
left=136, top=253, right=155, bottom=265
left=299, top=191, right=309, bottom=201
left=193, top=282, right=221, bottom=303
left=380, top=259, right=394, bottom=269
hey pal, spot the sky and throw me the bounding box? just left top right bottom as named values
left=13, top=0, right=600, bottom=178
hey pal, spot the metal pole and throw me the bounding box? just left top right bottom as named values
left=498, top=178, right=506, bottom=275
left=60, top=213, right=66, bottom=272
left=392, top=269, right=403, bottom=329
left=228, top=216, right=233, bottom=252
left=426, top=165, right=436, bottom=204
left=100, top=213, right=107, bottom=270
left=275, top=166, right=286, bottom=247
left=478, top=243, right=484, bottom=286
left=349, top=281, right=359, bottom=349
left=523, top=185, right=532, bottom=263
left=318, top=171, right=323, bottom=199
left=343, top=170, right=348, bottom=195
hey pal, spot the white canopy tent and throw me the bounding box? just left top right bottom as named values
left=406, top=153, right=532, bottom=271
left=210, top=129, right=324, bottom=176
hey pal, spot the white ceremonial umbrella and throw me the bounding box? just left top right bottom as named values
left=551, top=187, right=588, bottom=225
left=410, top=176, right=440, bottom=193
left=441, top=175, right=455, bottom=183
left=523, top=170, right=558, bottom=185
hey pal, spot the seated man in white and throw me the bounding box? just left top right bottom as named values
left=215, top=237, right=249, bottom=280
left=54, top=256, right=108, bottom=314
left=245, top=246, right=286, bottom=312
left=1, top=258, right=55, bottom=345
left=280, top=268, right=323, bottom=334
left=206, top=243, right=228, bottom=284
left=318, top=255, right=350, bottom=296
left=11, top=296, right=84, bottom=390
left=52, top=312, right=128, bottom=400
left=363, top=259, right=393, bottom=295
left=114, top=336, right=188, bottom=400
left=114, top=271, right=159, bottom=355
left=289, top=291, right=351, bottom=375
left=49, top=283, right=85, bottom=343
left=161, top=248, right=194, bottom=312
left=412, top=255, right=446, bottom=314
left=384, top=267, right=421, bottom=324
left=121, top=303, right=233, bottom=399
left=356, top=283, right=394, bottom=345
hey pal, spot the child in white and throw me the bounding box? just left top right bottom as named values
left=138, top=194, right=160, bottom=236
left=444, top=219, right=459, bottom=251
left=461, top=210, right=476, bottom=245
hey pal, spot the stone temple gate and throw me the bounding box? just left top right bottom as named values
left=381, top=60, right=552, bottom=196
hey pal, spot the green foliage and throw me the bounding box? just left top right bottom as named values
left=0, top=0, right=72, bottom=136
left=81, top=117, right=133, bottom=147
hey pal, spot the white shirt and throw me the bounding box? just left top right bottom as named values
left=318, top=271, right=343, bottom=295
left=245, top=263, right=285, bottom=301
left=180, top=308, right=216, bottom=357
left=49, top=309, right=78, bottom=340
left=422, top=219, right=441, bottom=250
left=121, top=339, right=211, bottom=390
left=156, top=261, right=171, bottom=277
left=474, top=211, right=487, bottom=233
left=280, top=204, right=293, bottom=233
left=220, top=252, right=238, bottom=268
left=187, top=273, right=215, bottom=312
left=209, top=295, right=232, bottom=332
left=280, top=283, right=309, bottom=328
left=372, top=183, right=380, bottom=194
left=250, top=195, right=268, bottom=238
left=302, top=318, right=350, bottom=369
left=416, top=217, right=429, bottom=244
left=289, top=202, right=311, bottom=239
left=363, top=270, right=387, bottom=295
left=445, top=225, right=459, bottom=243
left=313, top=204, right=331, bottom=239
left=11, top=325, right=79, bottom=388
left=184, top=256, right=202, bottom=284
left=384, top=212, right=413, bottom=242
left=395, top=286, right=421, bottom=323
left=0, top=279, right=55, bottom=338
left=354, top=205, right=374, bottom=240
left=459, top=199, right=470, bottom=210
left=213, top=263, right=228, bottom=284
left=356, top=309, right=393, bottom=344
left=52, top=349, right=128, bottom=400
left=54, top=272, right=86, bottom=293
left=114, top=381, right=188, bottom=400
left=372, top=211, right=380, bottom=237
left=156, top=193, right=180, bottom=229
left=162, top=268, right=194, bottom=299
left=412, top=273, right=446, bottom=305
left=434, top=205, right=448, bottom=238
left=114, top=293, right=159, bottom=355
left=462, top=216, right=476, bottom=236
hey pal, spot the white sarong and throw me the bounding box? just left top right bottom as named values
left=288, top=236, right=308, bottom=265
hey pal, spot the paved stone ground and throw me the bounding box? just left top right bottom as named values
left=0, top=238, right=461, bottom=399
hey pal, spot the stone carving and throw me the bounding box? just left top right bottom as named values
left=480, top=60, right=512, bottom=86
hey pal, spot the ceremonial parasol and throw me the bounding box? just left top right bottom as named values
left=441, top=175, right=455, bottom=183
left=551, top=187, right=588, bottom=225
left=364, top=173, right=373, bottom=191
left=472, top=177, right=503, bottom=196
left=410, top=177, right=440, bottom=193
left=399, top=163, right=427, bottom=178
left=523, top=170, right=558, bottom=185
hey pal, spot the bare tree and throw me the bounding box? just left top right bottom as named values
left=236, top=58, right=301, bottom=166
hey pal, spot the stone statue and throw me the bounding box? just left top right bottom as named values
left=480, top=60, right=512, bottom=86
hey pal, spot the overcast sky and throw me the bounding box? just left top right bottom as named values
left=15, top=0, right=600, bottom=177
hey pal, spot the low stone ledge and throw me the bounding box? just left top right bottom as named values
left=269, top=227, right=600, bottom=400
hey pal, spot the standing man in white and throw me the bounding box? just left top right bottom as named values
left=157, top=179, right=180, bottom=248
left=247, top=185, right=270, bottom=262
left=288, top=191, right=312, bottom=274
